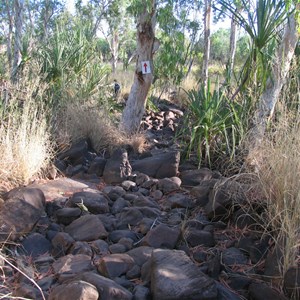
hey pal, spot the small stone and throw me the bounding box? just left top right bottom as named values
left=56, top=207, right=82, bottom=225
left=121, top=180, right=136, bottom=191
left=109, top=243, right=127, bottom=254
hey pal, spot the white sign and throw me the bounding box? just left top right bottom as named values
left=141, top=61, right=151, bottom=74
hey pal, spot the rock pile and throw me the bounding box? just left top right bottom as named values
left=0, top=103, right=297, bottom=300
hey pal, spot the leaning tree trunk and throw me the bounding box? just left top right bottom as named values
left=119, top=0, right=156, bottom=135
left=249, top=13, right=299, bottom=149
left=201, top=0, right=211, bottom=89
left=11, top=0, right=24, bottom=83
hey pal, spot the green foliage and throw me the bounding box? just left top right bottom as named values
left=177, top=80, right=244, bottom=167
left=210, top=28, right=230, bottom=64
left=217, top=0, right=289, bottom=96
left=37, top=17, right=110, bottom=107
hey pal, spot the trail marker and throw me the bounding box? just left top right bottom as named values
left=141, top=61, right=151, bottom=74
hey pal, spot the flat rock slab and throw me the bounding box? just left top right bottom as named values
left=150, top=249, right=218, bottom=300
left=29, top=178, right=99, bottom=201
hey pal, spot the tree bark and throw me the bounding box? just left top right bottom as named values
left=249, top=13, right=299, bottom=148
left=5, top=0, right=13, bottom=70
left=111, top=30, right=119, bottom=73
left=227, top=9, right=238, bottom=85
left=119, top=0, right=156, bottom=135
left=11, top=0, right=24, bottom=83
left=201, top=0, right=211, bottom=88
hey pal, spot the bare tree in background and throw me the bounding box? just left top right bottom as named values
left=11, top=0, right=24, bottom=83
left=202, top=0, right=212, bottom=88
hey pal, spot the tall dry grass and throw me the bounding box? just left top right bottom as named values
left=0, top=76, right=54, bottom=192
left=55, top=104, right=147, bottom=155
left=253, top=112, right=300, bottom=279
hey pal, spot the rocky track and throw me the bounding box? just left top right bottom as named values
left=0, top=103, right=295, bottom=300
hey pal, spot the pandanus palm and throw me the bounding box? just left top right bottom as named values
left=216, top=0, right=288, bottom=99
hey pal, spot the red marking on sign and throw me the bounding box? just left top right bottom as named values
left=143, top=62, right=148, bottom=73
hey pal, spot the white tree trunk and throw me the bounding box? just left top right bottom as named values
left=111, top=30, right=119, bottom=73
left=227, top=9, right=238, bottom=83
left=201, top=0, right=211, bottom=88
left=11, top=0, right=24, bottom=83
left=250, top=13, right=299, bottom=147
left=119, top=1, right=156, bottom=135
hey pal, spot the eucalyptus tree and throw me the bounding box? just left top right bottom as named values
left=202, top=0, right=212, bottom=88
left=155, top=0, right=201, bottom=87
left=119, top=0, right=157, bottom=134
left=119, top=0, right=203, bottom=135
left=100, top=0, right=133, bottom=72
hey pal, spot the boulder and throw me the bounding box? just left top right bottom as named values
left=142, top=224, right=180, bottom=249
left=131, top=151, right=180, bottom=179
left=0, top=188, right=45, bottom=241
left=180, top=168, right=215, bottom=186
left=87, top=157, right=107, bottom=176
left=75, top=272, right=133, bottom=300
left=150, top=249, right=218, bottom=300
left=97, top=253, right=135, bottom=279
left=103, top=148, right=132, bottom=184
left=57, top=139, right=89, bottom=162
left=283, top=266, right=300, bottom=298
left=65, top=214, right=108, bottom=242
left=20, top=233, right=52, bottom=258
left=52, top=254, right=95, bottom=282
left=67, top=191, right=110, bottom=214
left=49, top=280, right=99, bottom=300
left=249, top=282, right=288, bottom=300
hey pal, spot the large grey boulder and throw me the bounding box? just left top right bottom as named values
left=150, top=249, right=218, bottom=300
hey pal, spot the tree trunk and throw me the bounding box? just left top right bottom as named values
left=11, top=0, right=24, bottom=83
left=249, top=13, right=299, bottom=148
left=227, top=9, right=238, bottom=85
left=111, top=30, right=119, bottom=73
left=119, top=0, right=156, bottom=135
left=5, top=0, right=13, bottom=70
left=201, top=0, right=211, bottom=88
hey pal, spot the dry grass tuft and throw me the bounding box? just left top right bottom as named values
left=55, top=104, right=148, bottom=155
left=250, top=112, right=300, bottom=280
left=0, top=78, right=53, bottom=192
